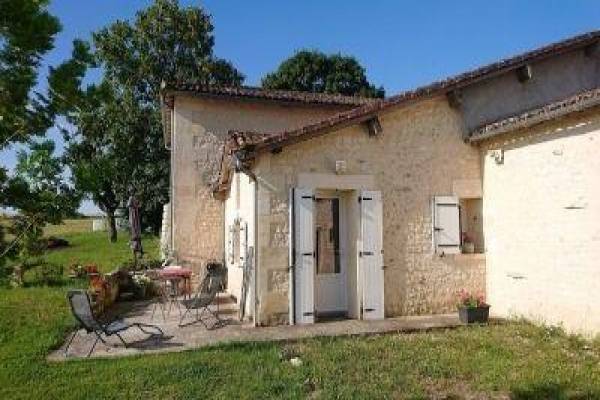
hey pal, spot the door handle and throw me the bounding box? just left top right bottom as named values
left=360, top=251, right=374, bottom=256
left=302, top=252, right=314, bottom=257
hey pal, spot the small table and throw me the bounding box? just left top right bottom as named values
left=159, top=267, right=193, bottom=299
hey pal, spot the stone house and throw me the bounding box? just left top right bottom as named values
left=161, top=31, right=600, bottom=335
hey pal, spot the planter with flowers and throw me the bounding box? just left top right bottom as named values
left=457, top=289, right=490, bottom=324
left=461, top=233, right=475, bottom=254
left=132, top=274, right=152, bottom=299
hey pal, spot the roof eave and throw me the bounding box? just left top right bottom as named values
left=469, top=87, right=600, bottom=142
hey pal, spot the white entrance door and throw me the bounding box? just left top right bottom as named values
left=359, top=190, right=385, bottom=320
left=293, top=188, right=315, bottom=324
left=315, top=197, right=346, bottom=315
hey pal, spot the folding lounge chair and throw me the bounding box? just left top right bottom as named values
left=65, top=289, right=164, bottom=357
left=178, top=268, right=224, bottom=328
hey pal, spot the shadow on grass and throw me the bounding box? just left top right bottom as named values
left=511, top=382, right=600, bottom=400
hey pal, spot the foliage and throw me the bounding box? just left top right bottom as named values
left=54, top=0, right=245, bottom=237
left=0, top=0, right=61, bottom=147
left=262, top=50, right=384, bottom=98
left=0, top=141, right=79, bottom=281
left=457, top=289, right=487, bottom=308
left=0, top=1, right=83, bottom=281
left=93, top=0, right=244, bottom=103
left=31, top=261, right=63, bottom=286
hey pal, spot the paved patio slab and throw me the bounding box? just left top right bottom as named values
left=49, top=295, right=463, bottom=361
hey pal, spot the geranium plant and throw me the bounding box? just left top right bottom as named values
left=457, top=289, right=487, bottom=309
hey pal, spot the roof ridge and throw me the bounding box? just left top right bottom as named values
left=231, top=30, right=600, bottom=156
left=162, top=83, right=383, bottom=106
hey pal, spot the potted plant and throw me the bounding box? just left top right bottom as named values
left=132, top=274, right=152, bottom=299
left=461, top=233, right=475, bottom=254
left=457, top=289, right=490, bottom=323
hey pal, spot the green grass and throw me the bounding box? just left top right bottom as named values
left=44, top=218, right=93, bottom=237
left=1, top=231, right=599, bottom=398
left=1, top=285, right=599, bottom=399
left=41, top=231, right=159, bottom=273
left=5, top=218, right=159, bottom=274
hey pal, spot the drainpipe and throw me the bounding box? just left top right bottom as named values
left=232, top=152, right=259, bottom=326
left=288, top=188, right=295, bottom=325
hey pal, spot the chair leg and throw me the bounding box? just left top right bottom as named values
left=178, top=307, right=191, bottom=327
left=115, top=332, right=128, bottom=348
left=87, top=335, right=101, bottom=357
left=64, top=330, right=78, bottom=356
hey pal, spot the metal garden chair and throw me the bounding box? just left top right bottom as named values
left=65, top=289, right=164, bottom=357
left=178, top=265, right=225, bottom=328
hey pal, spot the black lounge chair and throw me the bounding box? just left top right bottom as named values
left=65, top=289, right=164, bottom=357
left=179, top=265, right=225, bottom=328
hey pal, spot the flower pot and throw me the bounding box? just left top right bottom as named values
left=458, top=305, right=490, bottom=324
left=462, top=242, right=475, bottom=254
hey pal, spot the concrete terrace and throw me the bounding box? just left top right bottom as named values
left=49, top=295, right=463, bottom=361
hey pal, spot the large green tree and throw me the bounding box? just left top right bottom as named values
left=262, top=50, right=384, bottom=98
left=0, top=0, right=61, bottom=146
left=93, top=0, right=244, bottom=103
left=0, top=0, right=78, bottom=278
left=57, top=0, right=244, bottom=240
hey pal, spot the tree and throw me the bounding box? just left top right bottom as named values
left=11, top=140, right=80, bottom=249
left=0, top=0, right=73, bottom=280
left=0, top=0, right=61, bottom=146
left=262, top=50, right=384, bottom=98
left=63, top=83, right=167, bottom=242
left=57, top=0, right=244, bottom=240
left=93, top=0, right=244, bottom=103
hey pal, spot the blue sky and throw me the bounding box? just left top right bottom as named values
left=2, top=0, right=599, bottom=214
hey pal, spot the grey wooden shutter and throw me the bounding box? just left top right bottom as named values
left=433, top=196, right=460, bottom=254
left=360, top=190, right=385, bottom=320
left=293, top=188, right=315, bottom=324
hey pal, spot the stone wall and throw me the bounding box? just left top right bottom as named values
left=171, top=95, right=351, bottom=274
left=252, top=96, right=486, bottom=325
left=480, top=107, right=600, bottom=335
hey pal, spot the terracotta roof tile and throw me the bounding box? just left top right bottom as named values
left=162, top=84, right=382, bottom=106
left=231, top=30, right=600, bottom=156
left=470, top=87, right=600, bottom=141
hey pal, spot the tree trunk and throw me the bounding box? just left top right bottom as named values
left=106, top=210, right=118, bottom=243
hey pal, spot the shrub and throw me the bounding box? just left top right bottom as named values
left=457, top=289, right=487, bottom=308
left=32, top=262, right=64, bottom=286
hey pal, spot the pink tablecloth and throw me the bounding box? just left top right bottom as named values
left=158, top=267, right=192, bottom=279
left=158, top=267, right=193, bottom=297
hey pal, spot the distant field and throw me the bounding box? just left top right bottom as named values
left=44, top=218, right=93, bottom=236
left=1, top=217, right=94, bottom=239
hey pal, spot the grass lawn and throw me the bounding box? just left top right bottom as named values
left=41, top=231, right=159, bottom=273
left=1, top=230, right=599, bottom=399
left=5, top=218, right=160, bottom=273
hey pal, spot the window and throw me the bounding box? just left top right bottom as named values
left=459, top=198, right=484, bottom=253
left=432, top=196, right=485, bottom=255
